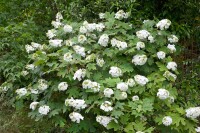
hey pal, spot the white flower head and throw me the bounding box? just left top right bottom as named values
left=63, top=24, right=73, bottom=33
left=132, top=55, right=147, bottom=65
left=103, top=88, right=114, bottom=98
left=148, top=35, right=155, bottom=43
left=65, top=39, right=74, bottom=46
left=56, top=12, right=63, bottom=22
left=134, top=75, right=149, bottom=86
left=156, top=19, right=171, bottom=30
left=30, top=102, right=39, bottom=110
left=25, top=45, right=35, bottom=53
left=99, top=13, right=105, bottom=19
left=157, top=88, right=170, bottom=100
left=69, top=112, right=84, bottom=123
left=167, top=44, right=176, bottom=53
left=100, top=101, right=113, bottom=112
left=115, top=10, right=129, bottom=20
left=49, top=39, right=63, bottom=47
left=16, top=88, right=27, bottom=97
left=132, top=95, right=139, bottom=101
left=31, top=42, right=42, bottom=49
left=96, top=23, right=105, bottom=32
left=195, top=127, right=200, bottom=132
left=96, top=115, right=113, bottom=127
left=21, top=70, right=29, bottom=76
left=96, top=58, right=105, bottom=67
left=120, top=92, right=128, bottom=100
left=79, top=26, right=87, bottom=34
left=117, top=82, right=128, bottom=91
left=185, top=107, right=200, bottom=119
left=65, top=97, right=87, bottom=110
left=73, top=69, right=86, bottom=81
left=38, top=105, right=50, bottom=115
left=163, top=71, right=177, bottom=81
left=63, top=53, right=73, bottom=62
left=157, top=51, right=166, bottom=59
left=109, top=67, right=122, bottom=77
left=78, top=35, right=87, bottom=43
left=38, top=79, right=48, bottom=91
left=46, top=29, right=56, bottom=39
left=136, top=42, right=145, bottom=50
left=98, top=34, right=109, bottom=47
left=168, top=35, right=179, bottom=43
left=127, top=78, right=135, bottom=87
left=73, top=45, right=86, bottom=57
left=162, top=116, right=173, bottom=126
left=167, top=62, right=177, bottom=71
left=30, top=89, right=39, bottom=94
left=58, top=82, right=68, bottom=91
left=51, top=21, right=62, bottom=29
left=136, top=30, right=150, bottom=40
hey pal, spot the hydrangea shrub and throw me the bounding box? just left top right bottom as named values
left=1, top=10, right=200, bottom=132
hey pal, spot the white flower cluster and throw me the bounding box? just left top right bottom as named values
left=30, top=101, right=39, bottom=110
left=58, top=82, right=68, bottom=91
left=46, top=29, right=56, bottom=39
left=82, top=79, right=100, bottom=92
left=63, top=24, right=73, bottom=33
left=51, top=21, right=62, bottom=29
left=21, top=70, right=29, bottom=76
left=136, top=42, right=145, bottom=50
left=16, top=88, right=27, bottom=97
left=98, top=34, right=109, bottom=47
left=96, top=58, right=105, bottom=67
left=73, top=45, right=86, bottom=57
left=111, top=38, right=128, bottom=50
left=109, top=66, right=122, bottom=77
left=115, top=10, right=129, bottom=20
left=117, top=82, right=128, bottom=91
left=78, top=35, right=87, bottom=43
left=63, top=52, right=73, bottom=62
left=103, top=88, right=114, bottom=98
left=69, top=112, right=84, bottom=123
left=25, top=42, right=42, bottom=53
left=119, top=92, right=128, bottom=100
left=56, top=12, right=63, bottom=22
left=132, top=95, right=139, bottom=101
left=157, top=51, right=166, bottom=59
left=100, top=101, right=113, bottom=112
left=185, top=107, right=200, bottom=119
left=163, top=71, right=177, bottom=81
left=38, top=105, right=50, bottom=115
left=162, top=116, right=173, bottom=126
left=157, top=88, right=170, bottom=100
left=127, top=78, right=135, bottom=87
left=96, top=115, right=113, bottom=127
left=196, top=127, right=200, bottom=132
left=65, top=97, right=87, bottom=110
left=167, top=44, right=176, bottom=53
left=79, top=21, right=105, bottom=33
left=168, top=35, right=179, bottom=43
left=25, top=64, right=35, bottom=70
left=38, top=79, right=48, bottom=91
left=156, top=19, right=171, bottom=30
left=136, top=30, right=150, bottom=40
left=73, top=69, right=86, bottom=81
left=132, top=54, right=147, bottom=65
left=134, top=75, right=149, bottom=86
left=99, top=13, right=105, bottom=19
left=49, top=39, right=63, bottom=47
left=30, top=88, right=39, bottom=94
left=65, top=39, right=74, bottom=46
left=167, top=62, right=177, bottom=71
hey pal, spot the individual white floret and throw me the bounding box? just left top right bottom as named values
left=46, top=29, right=56, bottom=39
left=51, top=21, right=62, bottom=29
left=63, top=24, right=73, bottom=33
left=96, top=115, right=113, bottom=127
left=127, top=78, right=135, bottom=87
left=168, top=35, right=179, bottom=43
left=136, top=42, right=145, bottom=50
left=163, top=71, right=177, bottom=81
left=99, top=13, right=105, bottom=19
left=16, top=88, right=27, bottom=97
left=167, top=44, right=176, bottom=53
left=56, top=12, right=63, bottom=22
left=63, top=53, right=73, bottom=62
left=78, top=35, right=87, bottom=43
left=25, top=45, right=35, bottom=53
left=132, top=95, right=139, bottom=101
left=30, top=101, right=39, bottom=110
left=98, top=34, right=109, bottom=47
left=73, top=69, right=86, bottom=81
left=96, top=58, right=105, bottom=67
left=79, top=26, right=87, bottom=34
